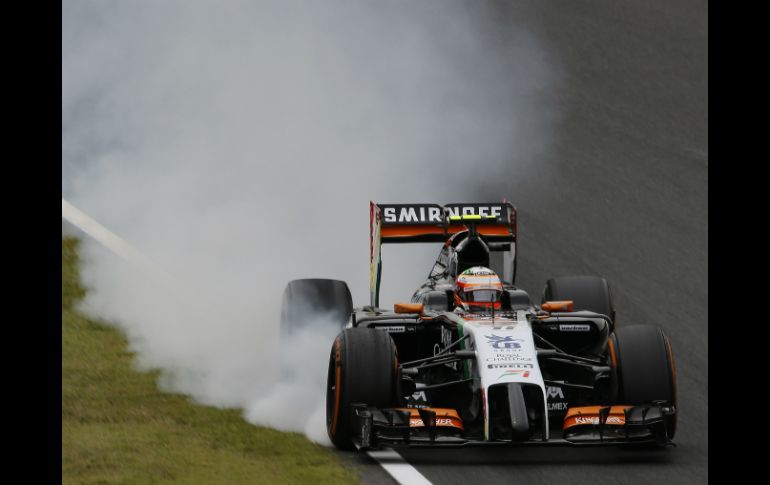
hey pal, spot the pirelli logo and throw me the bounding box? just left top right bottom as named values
left=488, top=363, right=533, bottom=369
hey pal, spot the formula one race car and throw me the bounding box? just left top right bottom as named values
left=281, top=202, right=677, bottom=450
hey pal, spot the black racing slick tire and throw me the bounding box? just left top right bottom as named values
left=326, top=328, right=399, bottom=450
left=610, top=325, right=677, bottom=439
left=280, top=279, right=352, bottom=335
left=542, top=275, right=616, bottom=328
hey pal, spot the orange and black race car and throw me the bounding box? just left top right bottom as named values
left=281, top=202, right=677, bottom=450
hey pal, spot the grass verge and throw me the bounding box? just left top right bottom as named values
left=62, top=236, right=359, bottom=484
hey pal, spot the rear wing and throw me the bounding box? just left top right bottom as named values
left=369, top=202, right=517, bottom=307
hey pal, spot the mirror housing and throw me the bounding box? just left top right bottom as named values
left=542, top=300, right=574, bottom=312
left=394, top=302, right=424, bottom=315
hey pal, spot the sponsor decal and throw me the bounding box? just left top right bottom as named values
left=410, top=418, right=458, bottom=427
left=559, top=324, right=591, bottom=332
left=411, top=391, right=428, bottom=402
left=380, top=204, right=506, bottom=225
left=433, top=341, right=458, bottom=370
left=548, top=402, right=569, bottom=411
left=487, top=363, right=533, bottom=369
left=378, top=325, right=405, bottom=333
left=496, top=369, right=530, bottom=380
left=485, top=335, right=523, bottom=350
left=485, top=355, right=532, bottom=363
left=546, top=386, right=565, bottom=399
left=546, top=387, right=567, bottom=411
left=382, top=205, right=443, bottom=224
left=445, top=204, right=503, bottom=220
left=573, top=416, right=624, bottom=425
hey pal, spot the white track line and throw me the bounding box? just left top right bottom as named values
left=367, top=449, right=432, bottom=485
left=62, top=198, right=176, bottom=289
left=63, top=198, right=429, bottom=485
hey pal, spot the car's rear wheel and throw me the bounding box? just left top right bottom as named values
left=610, top=325, right=677, bottom=439
left=542, top=275, right=615, bottom=329
left=280, top=279, right=352, bottom=336
left=326, top=328, right=399, bottom=450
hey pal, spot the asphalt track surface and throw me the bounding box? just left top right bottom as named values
left=346, top=1, right=707, bottom=484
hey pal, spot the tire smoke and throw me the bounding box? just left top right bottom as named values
left=62, top=0, right=557, bottom=444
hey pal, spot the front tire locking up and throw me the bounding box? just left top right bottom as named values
left=326, top=328, right=399, bottom=450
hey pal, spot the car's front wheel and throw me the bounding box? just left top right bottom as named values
left=326, top=328, right=399, bottom=450
left=610, top=325, right=677, bottom=439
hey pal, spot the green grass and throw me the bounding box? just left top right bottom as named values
left=62, top=236, right=359, bottom=484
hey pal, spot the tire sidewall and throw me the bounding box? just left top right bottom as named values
left=326, top=328, right=399, bottom=449
left=612, top=325, right=677, bottom=439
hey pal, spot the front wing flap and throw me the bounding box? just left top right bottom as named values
left=350, top=403, right=675, bottom=450
left=562, top=404, right=676, bottom=444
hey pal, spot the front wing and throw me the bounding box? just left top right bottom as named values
left=349, top=403, right=675, bottom=449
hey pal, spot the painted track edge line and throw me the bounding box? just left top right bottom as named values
left=367, top=449, right=433, bottom=485
left=62, top=198, right=177, bottom=288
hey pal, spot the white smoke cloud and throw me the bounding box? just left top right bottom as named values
left=62, top=0, right=557, bottom=444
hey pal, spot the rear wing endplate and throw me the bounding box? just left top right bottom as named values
left=369, top=202, right=517, bottom=307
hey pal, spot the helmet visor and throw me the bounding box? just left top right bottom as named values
left=463, top=289, right=502, bottom=303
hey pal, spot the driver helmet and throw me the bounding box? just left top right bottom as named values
left=455, top=266, right=503, bottom=310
